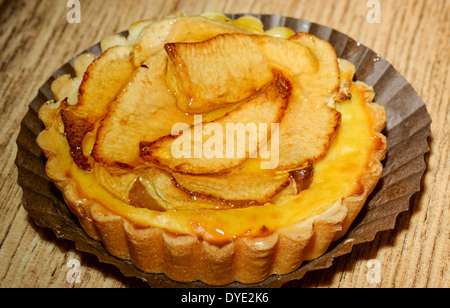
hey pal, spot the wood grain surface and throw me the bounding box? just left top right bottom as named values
left=0, top=0, right=448, bottom=288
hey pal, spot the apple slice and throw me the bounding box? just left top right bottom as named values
left=92, top=49, right=194, bottom=168
left=130, top=167, right=293, bottom=210
left=165, top=33, right=318, bottom=113
left=127, top=163, right=313, bottom=211
left=60, top=100, right=95, bottom=170
left=139, top=70, right=291, bottom=174
left=288, top=32, right=340, bottom=102
left=269, top=32, right=342, bottom=171
left=60, top=45, right=136, bottom=170
left=171, top=169, right=292, bottom=205
left=132, top=16, right=248, bottom=66
left=76, top=45, right=135, bottom=118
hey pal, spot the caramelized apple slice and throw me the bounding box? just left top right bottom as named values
left=92, top=49, right=194, bottom=168
left=172, top=169, right=291, bottom=204
left=201, top=32, right=341, bottom=172
left=273, top=87, right=341, bottom=171
left=60, top=100, right=94, bottom=171
left=137, top=168, right=239, bottom=210
left=132, top=16, right=247, bottom=66
left=134, top=167, right=295, bottom=210
left=76, top=45, right=135, bottom=118
left=140, top=71, right=291, bottom=174
left=132, top=163, right=312, bottom=211
left=60, top=46, right=135, bottom=170
left=271, top=32, right=342, bottom=170
left=166, top=33, right=318, bottom=113
left=288, top=32, right=340, bottom=103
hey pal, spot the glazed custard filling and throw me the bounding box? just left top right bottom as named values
left=38, top=13, right=384, bottom=245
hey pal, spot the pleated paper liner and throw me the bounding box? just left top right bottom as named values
left=15, top=14, right=431, bottom=287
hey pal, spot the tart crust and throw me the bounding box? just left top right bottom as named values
left=36, top=14, right=386, bottom=285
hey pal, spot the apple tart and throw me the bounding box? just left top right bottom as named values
left=37, top=13, right=386, bottom=285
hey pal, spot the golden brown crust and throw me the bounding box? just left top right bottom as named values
left=41, top=100, right=385, bottom=284
left=39, top=122, right=385, bottom=287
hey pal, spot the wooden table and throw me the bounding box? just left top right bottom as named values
left=0, top=0, right=448, bottom=288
